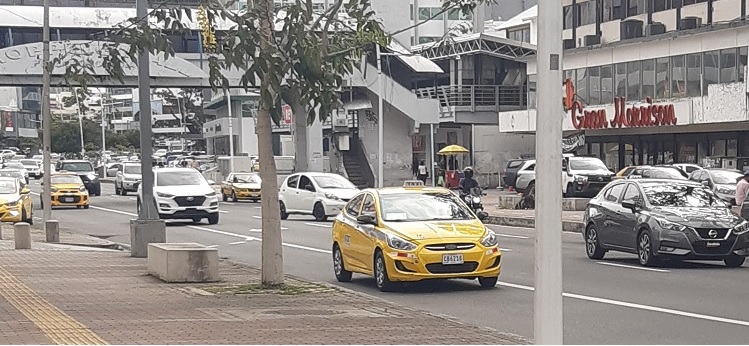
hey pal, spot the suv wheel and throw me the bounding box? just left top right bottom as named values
left=207, top=213, right=219, bottom=225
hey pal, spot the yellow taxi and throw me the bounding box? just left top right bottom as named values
left=221, top=172, right=262, bottom=202
left=331, top=181, right=501, bottom=292
left=0, top=177, right=33, bottom=224
left=47, top=172, right=90, bottom=209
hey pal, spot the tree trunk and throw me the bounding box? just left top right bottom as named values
left=289, top=87, right=308, bottom=172
left=257, top=0, right=284, bottom=286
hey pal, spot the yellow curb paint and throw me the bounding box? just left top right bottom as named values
left=0, top=266, right=108, bottom=345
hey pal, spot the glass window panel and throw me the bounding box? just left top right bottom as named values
left=418, top=7, right=432, bottom=20
left=686, top=53, right=702, bottom=97
left=711, top=139, right=727, bottom=156
left=448, top=9, right=460, bottom=20
left=720, top=48, right=738, bottom=84
left=431, top=7, right=444, bottom=20
left=740, top=46, right=748, bottom=83
left=576, top=68, right=589, bottom=103
left=601, top=65, right=614, bottom=104
left=615, top=63, right=627, bottom=99
left=563, top=5, right=574, bottom=29
left=588, top=66, right=601, bottom=105
left=627, top=61, right=641, bottom=101
left=656, top=57, right=670, bottom=99
left=642, top=59, right=656, bottom=100
left=671, top=55, right=686, bottom=98
left=728, top=139, right=738, bottom=157
left=703, top=50, right=720, bottom=95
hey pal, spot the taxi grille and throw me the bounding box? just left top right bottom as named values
left=58, top=190, right=79, bottom=194
left=425, top=262, right=479, bottom=274
left=424, top=243, right=475, bottom=251
left=55, top=196, right=81, bottom=203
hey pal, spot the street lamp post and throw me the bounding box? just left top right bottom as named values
left=41, top=0, right=52, bottom=223
left=534, top=0, right=564, bottom=344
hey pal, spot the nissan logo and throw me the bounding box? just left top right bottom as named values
left=708, top=230, right=718, bottom=238
left=186, top=197, right=195, bottom=202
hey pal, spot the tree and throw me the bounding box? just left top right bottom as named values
left=53, top=0, right=488, bottom=285
left=61, top=87, right=94, bottom=115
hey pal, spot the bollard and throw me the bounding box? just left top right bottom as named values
left=45, top=220, right=59, bottom=243
left=14, top=222, right=31, bottom=249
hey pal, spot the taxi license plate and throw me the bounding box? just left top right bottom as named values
left=442, top=254, right=464, bottom=265
left=63, top=197, right=74, bottom=203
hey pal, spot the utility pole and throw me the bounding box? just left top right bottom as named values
left=225, top=91, right=234, bottom=173
left=534, top=0, right=564, bottom=344
left=41, top=0, right=52, bottom=223
left=73, top=87, right=85, bottom=158
left=100, top=90, right=106, bottom=177
left=376, top=44, right=384, bottom=188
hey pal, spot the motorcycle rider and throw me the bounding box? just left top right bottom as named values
left=458, top=166, right=480, bottom=196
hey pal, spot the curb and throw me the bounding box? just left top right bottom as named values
left=486, top=215, right=584, bottom=233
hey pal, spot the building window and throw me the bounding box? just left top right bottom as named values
left=642, top=59, right=656, bottom=100
left=615, top=63, right=627, bottom=99
left=563, top=5, right=576, bottom=29
left=576, top=68, right=589, bottom=104
left=410, top=4, right=414, bottom=20
left=418, top=36, right=441, bottom=44
left=601, top=65, right=613, bottom=104
left=627, top=61, right=641, bottom=101
left=579, top=1, right=596, bottom=26
left=686, top=53, right=702, bottom=97
left=419, top=7, right=443, bottom=21
left=507, top=26, right=531, bottom=43
left=740, top=47, right=748, bottom=83
left=720, top=48, right=738, bottom=84
left=703, top=50, right=720, bottom=95
left=656, top=57, right=670, bottom=98
left=588, top=66, right=601, bottom=105
left=671, top=55, right=686, bottom=98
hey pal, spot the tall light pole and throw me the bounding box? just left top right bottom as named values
left=73, top=87, right=86, bottom=158
left=41, top=0, right=52, bottom=223
left=225, top=90, right=234, bottom=173
left=375, top=44, right=384, bottom=188
left=100, top=90, right=107, bottom=176
left=534, top=0, right=564, bottom=344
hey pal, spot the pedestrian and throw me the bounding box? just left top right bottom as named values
left=417, top=161, right=428, bottom=184
left=737, top=169, right=749, bottom=219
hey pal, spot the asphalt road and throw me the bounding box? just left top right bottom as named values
left=27, top=180, right=749, bottom=344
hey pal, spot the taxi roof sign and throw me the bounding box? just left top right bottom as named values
left=402, top=180, right=425, bottom=188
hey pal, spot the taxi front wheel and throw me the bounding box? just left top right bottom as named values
left=478, top=276, right=498, bottom=288
left=374, top=251, right=397, bottom=292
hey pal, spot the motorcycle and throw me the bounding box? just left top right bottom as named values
left=461, top=187, right=485, bottom=213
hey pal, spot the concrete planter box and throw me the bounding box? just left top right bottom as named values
left=147, top=243, right=220, bottom=283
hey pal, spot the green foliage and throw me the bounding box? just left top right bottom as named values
left=50, top=118, right=140, bottom=154
left=61, top=88, right=94, bottom=115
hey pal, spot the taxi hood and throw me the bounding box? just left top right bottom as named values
left=233, top=183, right=261, bottom=189
left=382, top=219, right=487, bottom=241
left=0, top=192, right=21, bottom=204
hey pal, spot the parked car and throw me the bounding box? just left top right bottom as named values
left=503, top=158, right=533, bottom=189
left=672, top=163, right=703, bottom=175
left=688, top=168, right=743, bottom=205
left=583, top=179, right=748, bottom=267
left=279, top=172, right=359, bottom=221
left=515, top=156, right=614, bottom=198
left=136, top=167, right=219, bottom=224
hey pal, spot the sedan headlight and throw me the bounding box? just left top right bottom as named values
left=156, top=192, right=174, bottom=198
left=574, top=175, right=588, bottom=183
left=734, top=220, right=749, bottom=235
left=324, top=193, right=340, bottom=201
left=386, top=234, right=417, bottom=251
left=655, top=218, right=688, bottom=232
left=481, top=229, right=498, bottom=247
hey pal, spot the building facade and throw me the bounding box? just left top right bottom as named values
left=499, top=0, right=749, bottom=172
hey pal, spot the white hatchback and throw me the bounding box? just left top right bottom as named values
left=278, top=172, right=359, bottom=221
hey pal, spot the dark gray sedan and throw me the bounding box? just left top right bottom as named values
left=583, top=179, right=749, bottom=267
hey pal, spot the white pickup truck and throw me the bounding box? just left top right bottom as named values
left=514, top=156, right=615, bottom=198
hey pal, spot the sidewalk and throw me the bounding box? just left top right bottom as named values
left=482, top=189, right=585, bottom=232
left=0, top=227, right=529, bottom=345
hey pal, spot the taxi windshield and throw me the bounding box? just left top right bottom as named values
left=52, top=175, right=83, bottom=185
left=379, top=192, right=474, bottom=222
left=234, top=173, right=260, bottom=183
left=0, top=170, right=22, bottom=179
left=5, top=163, right=23, bottom=169
left=0, top=181, right=16, bottom=194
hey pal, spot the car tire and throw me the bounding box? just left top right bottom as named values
left=724, top=254, right=746, bottom=268
left=192, top=217, right=202, bottom=224
left=222, top=192, right=228, bottom=202
left=637, top=230, right=658, bottom=267
left=478, top=276, right=498, bottom=288
left=280, top=201, right=289, bottom=220
left=83, top=204, right=89, bottom=210
left=585, top=225, right=606, bottom=260
left=136, top=199, right=141, bottom=214
left=231, top=191, right=238, bottom=202
left=332, top=243, right=352, bottom=282
left=207, top=213, right=219, bottom=225
left=563, top=183, right=574, bottom=198
left=313, top=203, right=327, bottom=222
left=374, top=250, right=397, bottom=292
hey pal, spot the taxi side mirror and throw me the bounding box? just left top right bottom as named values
left=20, top=187, right=30, bottom=194
left=477, top=211, right=489, bottom=221
left=356, top=214, right=377, bottom=225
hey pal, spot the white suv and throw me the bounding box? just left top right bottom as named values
left=137, top=167, right=219, bottom=224
left=115, top=161, right=142, bottom=195
left=278, top=172, right=359, bottom=221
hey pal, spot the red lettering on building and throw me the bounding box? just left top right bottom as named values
left=571, top=97, right=677, bottom=130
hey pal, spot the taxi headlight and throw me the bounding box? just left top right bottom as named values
left=50, top=187, right=57, bottom=193
left=734, top=220, right=749, bottom=235
left=79, top=186, right=87, bottom=192
left=5, top=199, right=18, bottom=207
left=386, top=234, right=417, bottom=251
left=481, top=229, right=498, bottom=247
left=324, top=193, right=340, bottom=201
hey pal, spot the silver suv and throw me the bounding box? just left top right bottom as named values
left=115, top=161, right=142, bottom=195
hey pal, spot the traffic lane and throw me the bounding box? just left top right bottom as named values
left=487, top=225, right=749, bottom=324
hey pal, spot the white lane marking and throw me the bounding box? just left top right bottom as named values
left=304, top=222, right=329, bottom=228
left=254, top=206, right=262, bottom=209
left=207, top=245, right=219, bottom=248
left=222, top=202, right=235, bottom=205
left=282, top=242, right=331, bottom=254
left=91, top=205, right=137, bottom=217
left=499, top=248, right=513, bottom=252
left=497, top=234, right=528, bottom=239
left=129, top=197, right=137, bottom=201
left=597, top=261, right=670, bottom=273
left=218, top=210, right=229, bottom=214
left=497, top=281, right=749, bottom=327
left=252, top=215, right=262, bottom=219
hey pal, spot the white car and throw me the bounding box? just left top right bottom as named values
left=136, top=167, right=219, bottom=224
left=672, top=163, right=703, bottom=175
left=278, top=172, right=359, bottom=221
left=20, top=159, right=41, bottom=179
left=3, top=162, right=28, bottom=181
left=0, top=149, right=15, bottom=159
left=115, top=161, right=142, bottom=195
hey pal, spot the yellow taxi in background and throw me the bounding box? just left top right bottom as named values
left=0, top=177, right=33, bottom=224
left=47, top=172, right=90, bottom=209
left=221, top=172, right=262, bottom=202
left=331, top=181, right=501, bottom=292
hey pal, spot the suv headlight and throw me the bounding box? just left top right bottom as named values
left=156, top=192, right=174, bottom=198
left=574, top=175, right=588, bottom=183
left=206, top=191, right=217, bottom=197
left=734, top=220, right=749, bottom=235
left=655, top=218, right=688, bottom=232
left=481, top=229, right=498, bottom=247
left=87, top=173, right=98, bottom=180
left=386, top=234, right=417, bottom=251
left=717, top=187, right=734, bottom=195
left=324, top=193, right=340, bottom=201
